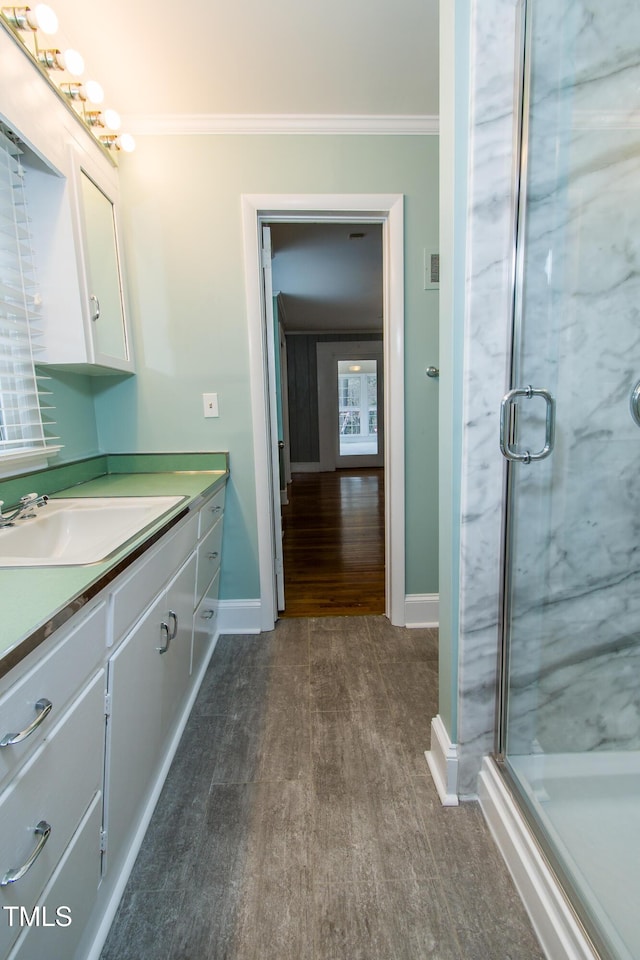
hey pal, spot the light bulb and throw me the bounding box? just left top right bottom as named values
left=103, top=109, right=121, bottom=131
left=84, top=80, right=104, bottom=104
left=118, top=133, right=135, bottom=153
left=63, top=48, right=84, bottom=76
left=32, top=3, right=58, bottom=33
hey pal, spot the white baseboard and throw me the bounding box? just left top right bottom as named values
left=405, top=593, right=439, bottom=627
left=217, top=599, right=262, bottom=634
left=478, top=757, right=600, bottom=960
left=290, top=462, right=321, bottom=473
left=425, top=714, right=459, bottom=806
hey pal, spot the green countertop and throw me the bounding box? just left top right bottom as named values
left=0, top=455, right=228, bottom=678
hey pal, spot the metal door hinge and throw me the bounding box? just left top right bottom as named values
left=100, top=829, right=107, bottom=853
left=104, top=692, right=112, bottom=718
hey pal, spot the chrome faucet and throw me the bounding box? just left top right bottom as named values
left=0, top=493, right=49, bottom=528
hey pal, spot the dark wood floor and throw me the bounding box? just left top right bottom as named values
left=281, top=469, right=385, bottom=617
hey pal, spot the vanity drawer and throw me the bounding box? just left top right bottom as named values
left=111, top=511, right=198, bottom=645
left=195, top=519, right=223, bottom=607
left=198, top=485, right=225, bottom=539
left=6, top=792, right=102, bottom=960
left=192, top=570, right=220, bottom=677
left=0, top=602, right=106, bottom=794
left=0, top=670, right=104, bottom=959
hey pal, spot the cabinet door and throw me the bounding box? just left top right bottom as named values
left=160, top=553, right=196, bottom=736
left=78, top=170, right=130, bottom=368
left=105, top=553, right=196, bottom=874
left=105, top=590, right=167, bottom=874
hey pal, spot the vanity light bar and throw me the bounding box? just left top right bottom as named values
left=0, top=4, right=135, bottom=156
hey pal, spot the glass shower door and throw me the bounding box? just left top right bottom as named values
left=500, top=2, right=640, bottom=958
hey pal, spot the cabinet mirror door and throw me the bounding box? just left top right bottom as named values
left=79, top=170, right=128, bottom=363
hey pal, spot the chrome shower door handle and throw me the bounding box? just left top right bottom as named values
left=500, top=386, right=556, bottom=463
left=630, top=380, right=640, bottom=427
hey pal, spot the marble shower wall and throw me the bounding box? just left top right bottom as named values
left=457, top=0, right=640, bottom=796
left=504, top=0, right=640, bottom=756
left=456, top=0, right=520, bottom=797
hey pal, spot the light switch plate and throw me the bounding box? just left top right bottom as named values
left=203, top=393, right=219, bottom=418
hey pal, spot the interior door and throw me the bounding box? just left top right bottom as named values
left=261, top=225, right=285, bottom=612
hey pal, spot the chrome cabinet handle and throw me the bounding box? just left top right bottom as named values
left=201, top=609, right=215, bottom=621
left=207, top=551, right=219, bottom=561
left=167, top=610, right=178, bottom=640
left=211, top=505, right=221, bottom=515
left=0, top=699, right=53, bottom=747
left=500, top=386, right=555, bottom=463
left=157, top=621, right=171, bottom=654
left=1, top=821, right=51, bottom=886
left=90, top=294, right=101, bottom=322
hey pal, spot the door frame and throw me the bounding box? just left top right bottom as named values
left=241, top=193, right=405, bottom=629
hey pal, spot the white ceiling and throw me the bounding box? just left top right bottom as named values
left=49, top=0, right=439, bottom=120
left=46, top=0, right=438, bottom=333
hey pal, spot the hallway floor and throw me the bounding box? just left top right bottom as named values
left=281, top=470, right=385, bottom=617
left=100, top=617, right=544, bottom=960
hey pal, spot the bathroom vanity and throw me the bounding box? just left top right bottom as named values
left=0, top=454, right=227, bottom=959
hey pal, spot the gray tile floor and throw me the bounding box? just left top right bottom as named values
left=100, top=617, right=545, bottom=960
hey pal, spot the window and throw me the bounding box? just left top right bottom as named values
left=337, top=360, right=378, bottom=457
left=0, top=122, right=58, bottom=469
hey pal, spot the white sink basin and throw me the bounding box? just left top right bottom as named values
left=0, top=496, right=185, bottom=566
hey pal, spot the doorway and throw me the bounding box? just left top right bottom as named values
left=241, top=194, right=405, bottom=630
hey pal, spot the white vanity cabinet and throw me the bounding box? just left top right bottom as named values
left=0, top=478, right=226, bottom=960
left=102, top=485, right=224, bottom=885
left=0, top=602, right=106, bottom=960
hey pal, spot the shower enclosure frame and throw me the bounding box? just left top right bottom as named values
left=494, top=2, right=621, bottom=958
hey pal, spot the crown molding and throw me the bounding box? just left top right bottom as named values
left=120, top=113, right=439, bottom=136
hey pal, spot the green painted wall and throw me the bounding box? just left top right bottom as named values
left=93, top=134, right=439, bottom=602
left=37, top=367, right=101, bottom=464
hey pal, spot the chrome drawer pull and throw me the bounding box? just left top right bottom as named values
left=167, top=610, right=178, bottom=640
left=157, top=621, right=171, bottom=654
left=207, top=552, right=219, bottom=561
left=89, top=294, right=101, bottom=322
left=1, top=821, right=51, bottom=886
left=0, top=699, right=53, bottom=747
left=201, top=609, right=215, bottom=620
left=211, top=505, right=221, bottom=514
